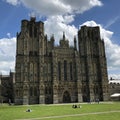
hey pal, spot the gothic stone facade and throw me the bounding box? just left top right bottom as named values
left=15, top=17, right=109, bottom=105
left=0, top=72, right=15, bottom=103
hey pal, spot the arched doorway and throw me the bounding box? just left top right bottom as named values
left=63, top=91, right=71, bottom=103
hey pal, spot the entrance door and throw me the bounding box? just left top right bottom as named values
left=63, top=91, right=71, bottom=103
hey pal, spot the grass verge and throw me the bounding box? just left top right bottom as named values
left=0, top=102, right=120, bottom=120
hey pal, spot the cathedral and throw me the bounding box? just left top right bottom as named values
left=14, top=17, right=109, bottom=105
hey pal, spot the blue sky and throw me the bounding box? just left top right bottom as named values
left=0, top=0, right=120, bottom=79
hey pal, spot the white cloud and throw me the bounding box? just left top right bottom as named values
left=4, top=0, right=20, bottom=6
left=20, top=0, right=71, bottom=16
left=4, top=0, right=102, bottom=16
left=61, top=0, right=102, bottom=14
left=0, top=37, right=16, bottom=74
left=62, top=15, right=75, bottom=24
left=44, top=15, right=78, bottom=45
left=7, top=33, right=11, bottom=38
left=80, top=20, right=120, bottom=79
left=24, top=0, right=102, bottom=16
left=109, top=74, right=120, bottom=80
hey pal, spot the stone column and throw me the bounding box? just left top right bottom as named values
left=39, top=85, right=45, bottom=104
left=77, top=83, right=83, bottom=102
left=23, top=84, right=29, bottom=105
left=89, top=84, right=94, bottom=102
left=53, top=85, right=59, bottom=104
left=39, top=60, right=45, bottom=104
left=52, top=52, right=59, bottom=104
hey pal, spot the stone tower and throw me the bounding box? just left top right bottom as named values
left=15, top=17, right=45, bottom=104
left=78, top=26, right=109, bottom=101
left=15, top=18, right=109, bottom=105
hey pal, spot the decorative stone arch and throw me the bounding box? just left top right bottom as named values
left=62, top=91, right=71, bottom=103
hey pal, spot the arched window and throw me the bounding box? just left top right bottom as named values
left=34, top=87, right=37, bottom=96
left=34, top=63, right=38, bottom=82
left=70, top=62, right=73, bottom=81
left=64, top=60, right=67, bottom=81
left=30, top=63, right=33, bottom=81
left=16, top=90, right=19, bottom=96
left=30, top=87, right=33, bottom=96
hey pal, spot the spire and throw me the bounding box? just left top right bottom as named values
left=63, top=32, right=65, bottom=40
left=74, top=36, right=77, bottom=50
left=50, top=34, right=54, bottom=48
left=30, top=16, right=36, bottom=22
left=50, top=34, right=55, bottom=41
left=30, top=12, right=36, bottom=22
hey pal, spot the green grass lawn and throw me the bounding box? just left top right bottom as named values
left=0, top=102, right=120, bottom=120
